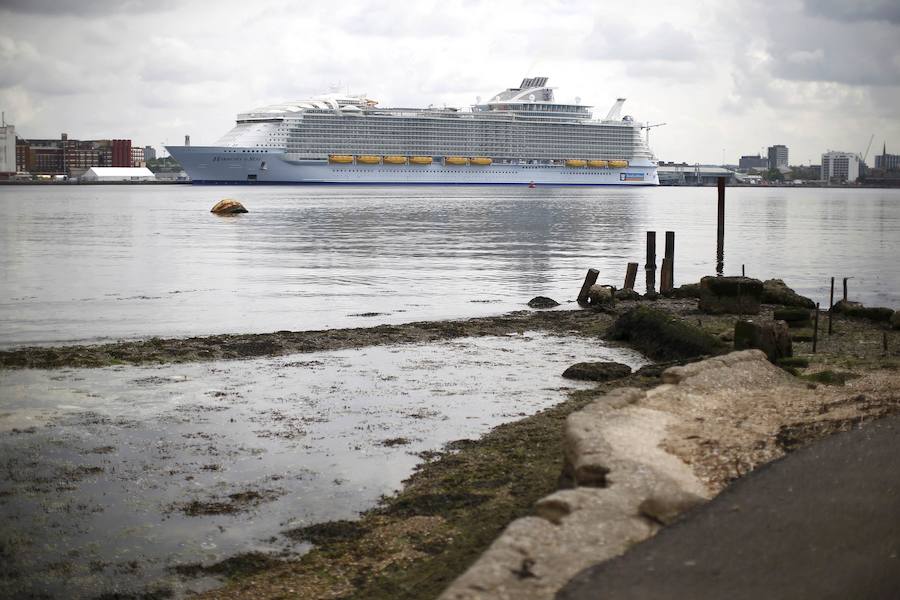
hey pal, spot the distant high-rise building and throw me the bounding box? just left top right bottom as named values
left=767, top=145, right=789, bottom=170
left=0, top=119, right=15, bottom=175
left=822, top=151, right=860, bottom=183
left=739, top=154, right=768, bottom=170
left=185, top=135, right=190, bottom=147
left=875, top=142, right=900, bottom=171
left=143, top=145, right=157, bottom=161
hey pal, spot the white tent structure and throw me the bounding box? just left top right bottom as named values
left=80, top=167, right=156, bottom=182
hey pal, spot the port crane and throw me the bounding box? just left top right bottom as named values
left=642, top=122, right=666, bottom=145
left=861, top=133, right=874, bottom=164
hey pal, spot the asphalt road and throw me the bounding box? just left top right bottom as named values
left=557, top=414, right=900, bottom=600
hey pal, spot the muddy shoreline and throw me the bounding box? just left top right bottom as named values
left=2, top=299, right=898, bottom=600
left=0, top=308, right=617, bottom=370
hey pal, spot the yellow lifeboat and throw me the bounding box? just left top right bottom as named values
left=357, top=155, right=381, bottom=164
left=566, top=159, right=587, bottom=168
left=444, top=156, right=468, bottom=166
left=587, top=160, right=609, bottom=168
left=329, top=155, right=353, bottom=164
left=410, top=156, right=433, bottom=165
left=609, top=160, right=629, bottom=168
left=470, top=157, right=492, bottom=166
left=384, top=156, right=408, bottom=165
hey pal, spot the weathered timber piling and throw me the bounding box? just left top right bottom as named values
left=645, top=232, right=657, bottom=294
left=829, top=277, right=835, bottom=335
left=742, top=264, right=745, bottom=277
left=661, top=231, right=675, bottom=293
left=813, top=302, right=820, bottom=353
left=843, top=277, right=849, bottom=302
left=577, top=268, right=600, bottom=305
left=624, top=262, right=638, bottom=290
left=716, top=176, right=725, bottom=276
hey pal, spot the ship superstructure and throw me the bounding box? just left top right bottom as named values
left=167, top=77, right=659, bottom=185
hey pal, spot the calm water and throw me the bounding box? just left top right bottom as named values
left=1, top=185, right=898, bottom=348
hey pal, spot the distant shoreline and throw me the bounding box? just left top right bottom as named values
left=2, top=180, right=899, bottom=188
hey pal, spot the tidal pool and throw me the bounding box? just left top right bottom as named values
left=0, top=333, right=647, bottom=599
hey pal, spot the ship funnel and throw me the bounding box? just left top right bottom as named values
left=604, top=98, right=626, bottom=121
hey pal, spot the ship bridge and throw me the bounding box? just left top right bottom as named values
left=475, top=76, right=592, bottom=120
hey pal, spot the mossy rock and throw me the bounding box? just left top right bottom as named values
left=790, top=328, right=816, bottom=342
left=762, top=279, right=815, bottom=309
left=734, top=319, right=792, bottom=362
left=614, top=288, right=642, bottom=301
left=699, top=276, right=763, bottom=315
left=800, top=370, right=861, bottom=386
left=671, top=283, right=701, bottom=299
left=562, top=361, right=632, bottom=382
left=773, top=307, right=812, bottom=323
left=836, top=303, right=894, bottom=323
left=527, top=296, right=560, bottom=309
left=606, top=306, right=728, bottom=361
left=701, top=275, right=763, bottom=297
left=777, top=356, right=810, bottom=368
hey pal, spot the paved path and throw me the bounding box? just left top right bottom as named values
left=557, top=414, right=900, bottom=600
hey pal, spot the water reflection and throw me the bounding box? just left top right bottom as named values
left=0, top=186, right=897, bottom=348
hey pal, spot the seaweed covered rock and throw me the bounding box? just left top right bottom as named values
left=527, top=296, right=560, bottom=309
left=606, top=306, right=728, bottom=361
left=210, top=198, right=248, bottom=214
left=698, top=276, right=763, bottom=315
left=773, top=307, right=812, bottom=328
left=832, top=301, right=894, bottom=323
left=614, top=288, right=642, bottom=301
left=671, top=283, right=701, bottom=299
left=734, top=319, right=792, bottom=363
left=587, top=284, right=615, bottom=307
left=562, top=361, right=632, bottom=382
left=762, top=279, right=815, bottom=308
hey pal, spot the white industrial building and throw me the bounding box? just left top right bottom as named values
left=821, top=151, right=860, bottom=183
left=0, top=120, right=15, bottom=175
left=80, top=166, right=156, bottom=182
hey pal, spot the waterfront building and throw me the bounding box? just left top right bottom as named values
left=875, top=143, right=899, bottom=171
left=738, top=154, right=768, bottom=170
left=821, top=151, right=860, bottom=183
left=144, top=145, right=157, bottom=161
left=0, top=120, right=15, bottom=175
left=657, top=163, right=736, bottom=185
left=131, top=147, right=145, bottom=167
left=80, top=166, right=155, bottom=182
left=767, top=145, right=789, bottom=170
left=14, top=135, right=134, bottom=175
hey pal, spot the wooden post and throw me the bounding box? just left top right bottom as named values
left=624, top=262, right=638, bottom=290
left=842, top=277, right=848, bottom=303
left=577, top=268, right=599, bottom=305
left=742, top=264, right=745, bottom=277
left=716, top=177, right=725, bottom=276
left=828, top=277, right=835, bottom=336
left=645, top=231, right=657, bottom=294
left=812, top=302, right=820, bottom=353
left=661, top=231, right=675, bottom=293
left=660, top=258, right=671, bottom=293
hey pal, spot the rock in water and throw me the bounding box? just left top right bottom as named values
left=698, top=276, right=763, bottom=315
left=527, top=296, right=560, bottom=309
left=211, top=199, right=248, bottom=214
left=761, top=279, right=815, bottom=308
left=562, top=361, right=632, bottom=381
left=733, top=319, right=792, bottom=363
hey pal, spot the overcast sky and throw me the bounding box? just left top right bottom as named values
left=1, top=0, right=898, bottom=165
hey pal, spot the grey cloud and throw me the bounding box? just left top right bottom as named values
left=0, top=0, right=175, bottom=16
left=803, top=0, right=900, bottom=24
left=584, top=21, right=699, bottom=62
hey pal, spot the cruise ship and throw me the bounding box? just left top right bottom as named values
left=166, top=77, right=659, bottom=186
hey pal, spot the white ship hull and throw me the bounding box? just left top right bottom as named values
left=167, top=146, right=658, bottom=186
